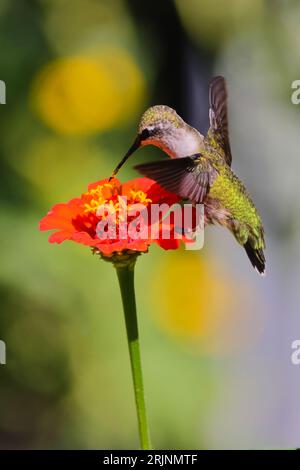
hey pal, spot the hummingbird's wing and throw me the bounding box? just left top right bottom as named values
left=134, top=155, right=217, bottom=203
left=208, top=76, right=232, bottom=166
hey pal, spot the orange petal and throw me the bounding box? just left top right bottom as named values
left=48, top=231, right=72, bottom=243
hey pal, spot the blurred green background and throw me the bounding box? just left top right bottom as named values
left=0, top=0, right=300, bottom=449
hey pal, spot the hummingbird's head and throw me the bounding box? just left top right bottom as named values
left=110, top=105, right=203, bottom=179
left=138, top=105, right=183, bottom=145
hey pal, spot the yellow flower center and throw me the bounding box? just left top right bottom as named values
left=129, top=189, right=152, bottom=205
left=83, top=184, right=152, bottom=215
left=84, top=183, right=116, bottom=214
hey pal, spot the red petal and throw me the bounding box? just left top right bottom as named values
left=39, top=199, right=82, bottom=231
left=156, top=238, right=180, bottom=250
left=121, top=177, right=155, bottom=197
left=147, top=182, right=180, bottom=205
left=71, top=231, right=96, bottom=246
left=48, top=231, right=72, bottom=244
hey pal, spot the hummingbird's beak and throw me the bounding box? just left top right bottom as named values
left=109, top=135, right=142, bottom=181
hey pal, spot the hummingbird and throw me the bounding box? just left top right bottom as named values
left=110, top=76, right=266, bottom=274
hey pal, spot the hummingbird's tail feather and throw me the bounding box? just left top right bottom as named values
left=243, top=240, right=266, bottom=275
left=134, top=156, right=214, bottom=203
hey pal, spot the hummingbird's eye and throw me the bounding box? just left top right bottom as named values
left=140, top=128, right=153, bottom=140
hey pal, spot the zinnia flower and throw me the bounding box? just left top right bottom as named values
left=39, top=177, right=182, bottom=257
left=39, top=175, right=201, bottom=449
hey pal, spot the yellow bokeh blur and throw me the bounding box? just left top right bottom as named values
left=32, top=48, right=146, bottom=135
left=150, top=249, right=266, bottom=355
left=151, top=250, right=233, bottom=339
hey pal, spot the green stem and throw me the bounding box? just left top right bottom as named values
left=116, top=263, right=151, bottom=450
